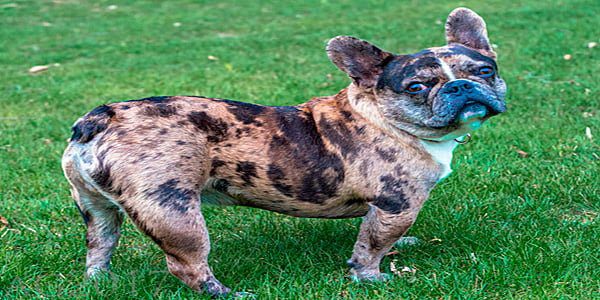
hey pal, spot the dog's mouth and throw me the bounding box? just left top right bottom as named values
left=456, top=101, right=488, bottom=130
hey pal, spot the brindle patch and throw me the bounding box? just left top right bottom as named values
left=236, top=161, right=258, bottom=187
left=213, top=179, right=230, bottom=193
left=142, top=103, right=178, bottom=117
left=375, top=147, right=396, bottom=162
left=149, top=179, right=196, bottom=213
left=187, top=111, right=229, bottom=143
left=219, top=99, right=267, bottom=126
left=372, top=175, right=410, bottom=213
left=71, top=105, right=115, bottom=143
left=210, top=158, right=227, bottom=176
left=318, top=116, right=359, bottom=159
left=90, top=154, right=119, bottom=195
left=268, top=108, right=345, bottom=203
left=266, top=164, right=293, bottom=197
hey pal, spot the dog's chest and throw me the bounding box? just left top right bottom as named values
left=419, top=140, right=458, bottom=182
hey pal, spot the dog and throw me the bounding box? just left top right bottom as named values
left=62, top=7, right=506, bottom=297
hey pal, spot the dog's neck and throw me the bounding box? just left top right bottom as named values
left=345, top=84, right=420, bottom=145
left=344, top=84, right=458, bottom=181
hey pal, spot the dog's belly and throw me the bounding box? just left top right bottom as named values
left=201, top=187, right=369, bottom=219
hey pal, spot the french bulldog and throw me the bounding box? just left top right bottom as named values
left=62, top=7, right=506, bottom=297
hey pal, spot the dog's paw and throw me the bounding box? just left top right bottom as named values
left=85, top=266, right=112, bottom=280
left=202, top=278, right=231, bottom=297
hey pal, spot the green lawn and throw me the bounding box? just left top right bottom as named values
left=1, top=0, right=599, bottom=299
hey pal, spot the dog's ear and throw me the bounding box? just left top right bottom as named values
left=327, top=36, right=393, bottom=89
left=445, top=8, right=496, bottom=58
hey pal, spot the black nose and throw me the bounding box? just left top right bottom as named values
left=442, top=79, right=475, bottom=95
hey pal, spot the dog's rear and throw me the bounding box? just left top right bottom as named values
left=62, top=97, right=232, bottom=296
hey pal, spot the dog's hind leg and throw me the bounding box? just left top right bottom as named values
left=74, top=188, right=124, bottom=277
left=63, top=155, right=124, bottom=277
left=122, top=182, right=230, bottom=297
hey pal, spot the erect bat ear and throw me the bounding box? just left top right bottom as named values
left=445, top=7, right=496, bottom=58
left=327, top=36, right=393, bottom=89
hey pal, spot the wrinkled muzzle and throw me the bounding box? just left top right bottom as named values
left=427, top=79, right=506, bottom=128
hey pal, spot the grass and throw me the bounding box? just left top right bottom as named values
left=1, top=0, right=599, bottom=298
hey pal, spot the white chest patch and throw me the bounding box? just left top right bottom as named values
left=420, top=139, right=458, bottom=182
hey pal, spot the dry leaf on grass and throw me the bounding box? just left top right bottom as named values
left=29, top=65, right=49, bottom=74
left=585, top=127, right=593, bottom=140
left=0, top=215, right=8, bottom=231
left=207, top=55, right=219, bottom=61
left=563, top=54, right=572, bottom=60
left=429, top=237, right=442, bottom=244
left=588, top=42, right=597, bottom=49
left=515, top=148, right=529, bottom=158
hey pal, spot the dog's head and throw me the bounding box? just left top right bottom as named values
left=327, top=8, right=506, bottom=141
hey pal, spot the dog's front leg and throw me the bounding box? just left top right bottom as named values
left=347, top=204, right=417, bottom=281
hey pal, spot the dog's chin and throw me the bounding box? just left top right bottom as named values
left=422, top=104, right=490, bottom=141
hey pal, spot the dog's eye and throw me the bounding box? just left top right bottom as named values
left=478, top=66, right=495, bottom=78
left=406, top=83, right=429, bottom=94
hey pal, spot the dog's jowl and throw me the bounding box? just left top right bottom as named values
left=62, top=8, right=506, bottom=297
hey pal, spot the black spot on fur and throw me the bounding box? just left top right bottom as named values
left=89, top=105, right=116, bottom=117
left=149, top=179, right=196, bottom=213
left=375, top=147, right=396, bottom=162
left=210, top=158, right=226, bottom=176
left=267, top=164, right=293, bottom=197
left=236, top=161, right=258, bottom=187
left=90, top=151, right=122, bottom=196
left=158, top=128, right=169, bottom=135
left=220, top=99, right=267, bottom=126
left=318, top=115, right=359, bottom=159
left=268, top=108, right=345, bottom=203
left=70, top=105, right=115, bottom=143
left=213, top=179, right=230, bottom=193
left=142, top=103, right=178, bottom=117
left=90, top=163, right=111, bottom=191
left=340, top=110, right=354, bottom=121
left=176, top=140, right=187, bottom=145
left=120, top=105, right=131, bottom=110
left=372, top=175, right=410, bottom=213
left=187, top=111, right=229, bottom=143
left=125, top=96, right=172, bottom=103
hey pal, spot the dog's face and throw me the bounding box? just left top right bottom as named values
left=327, top=8, right=506, bottom=140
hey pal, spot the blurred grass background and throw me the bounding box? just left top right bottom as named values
left=0, top=0, right=598, bottom=298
